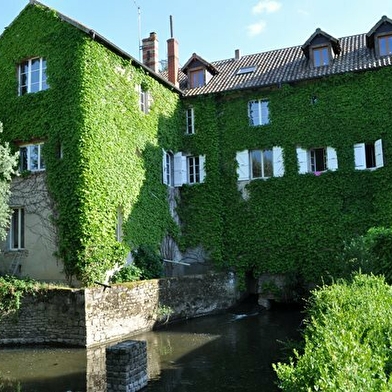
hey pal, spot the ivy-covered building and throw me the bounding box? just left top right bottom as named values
left=1, top=0, right=392, bottom=288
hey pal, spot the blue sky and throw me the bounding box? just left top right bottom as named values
left=1, top=0, right=392, bottom=67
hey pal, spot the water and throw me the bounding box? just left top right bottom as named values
left=0, top=305, right=302, bottom=392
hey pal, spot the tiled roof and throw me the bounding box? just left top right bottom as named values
left=180, top=32, right=392, bottom=97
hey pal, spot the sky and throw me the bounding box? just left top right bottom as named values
left=1, top=0, right=392, bottom=67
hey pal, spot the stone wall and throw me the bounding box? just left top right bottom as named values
left=0, top=273, right=238, bottom=347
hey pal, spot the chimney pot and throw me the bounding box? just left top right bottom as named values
left=167, top=37, right=179, bottom=87
left=142, top=32, right=159, bottom=73
left=235, top=49, right=241, bottom=60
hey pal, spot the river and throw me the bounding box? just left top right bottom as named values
left=0, top=302, right=302, bottom=391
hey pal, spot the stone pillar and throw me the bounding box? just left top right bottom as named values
left=106, top=340, right=148, bottom=392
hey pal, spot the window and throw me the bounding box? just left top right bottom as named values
left=20, top=143, right=45, bottom=172
left=18, top=58, right=48, bottom=95
left=379, top=34, right=392, bottom=56
left=297, top=147, right=338, bottom=174
left=10, top=208, right=25, bottom=250
left=172, top=152, right=205, bottom=186
left=236, top=66, right=256, bottom=75
left=162, top=150, right=174, bottom=186
left=115, top=207, right=123, bottom=242
left=137, top=85, right=151, bottom=113
left=236, top=147, right=284, bottom=180
left=313, top=46, right=330, bottom=67
left=354, top=139, right=384, bottom=170
left=248, top=100, right=269, bottom=126
left=186, top=107, right=195, bottom=134
left=189, top=68, right=205, bottom=88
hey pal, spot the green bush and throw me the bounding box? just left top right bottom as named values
left=274, top=274, right=392, bottom=391
left=132, top=244, right=163, bottom=280
left=110, top=263, right=142, bottom=283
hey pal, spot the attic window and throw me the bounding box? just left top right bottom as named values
left=189, top=68, right=205, bottom=88
left=236, top=66, right=256, bottom=75
left=379, top=34, right=392, bottom=56
left=313, top=46, right=330, bottom=67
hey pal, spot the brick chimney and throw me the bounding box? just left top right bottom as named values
left=142, top=32, right=159, bottom=73
left=167, top=37, right=179, bottom=87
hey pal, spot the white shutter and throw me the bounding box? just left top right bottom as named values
left=354, top=143, right=366, bottom=170
left=296, top=148, right=309, bottom=174
left=272, top=146, right=284, bottom=177
left=162, top=149, right=168, bottom=185
left=174, top=152, right=187, bottom=186
left=375, top=139, right=384, bottom=169
left=199, top=155, right=206, bottom=183
left=236, top=150, right=250, bottom=180
left=326, top=147, right=338, bottom=171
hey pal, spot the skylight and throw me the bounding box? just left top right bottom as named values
left=236, top=66, right=256, bottom=75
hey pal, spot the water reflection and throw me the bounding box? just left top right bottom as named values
left=0, top=307, right=302, bottom=392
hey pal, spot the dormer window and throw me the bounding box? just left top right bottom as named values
left=189, top=68, right=205, bottom=88
left=379, top=34, right=392, bottom=56
left=302, top=28, right=340, bottom=68
left=313, top=46, right=330, bottom=67
left=182, top=53, right=219, bottom=90
left=366, top=16, right=392, bottom=57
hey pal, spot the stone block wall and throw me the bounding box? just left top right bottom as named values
left=0, top=272, right=238, bottom=347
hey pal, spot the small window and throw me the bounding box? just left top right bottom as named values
left=172, top=153, right=205, bottom=186
left=162, top=150, right=174, bottom=186
left=236, top=66, right=256, bottom=75
left=236, top=147, right=284, bottom=180
left=378, top=34, right=392, bottom=56
left=313, top=46, right=330, bottom=67
left=186, top=107, right=195, bottom=134
left=10, top=208, right=25, bottom=250
left=297, top=146, right=338, bottom=174
left=248, top=100, right=270, bottom=126
left=189, top=68, right=205, bottom=88
left=115, top=207, right=123, bottom=242
left=138, top=85, right=150, bottom=113
left=18, top=57, right=48, bottom=95
left=354, top=140, right=384, bottom=170
left=20, top=143, right=45, bottom=172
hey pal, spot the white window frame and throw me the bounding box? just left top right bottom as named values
left=248, top=100, right=270, bottom=126
left=312, top=45, right=330, bottom=67
left=236, top=147, right=284, bottom=180
left=137, top=85, right=150, bottom=113
left=297, top=146, right=338, bottom=174
left=20, top=143, right=45, bottom=172
left=162, top=150, right=174, bottom=186
left=18, top=57, right=48, bottom=95
left=116, top=207, right=123, bottom=242
left=10, top=207, right=25, bottom=250
left=173, top=152, right=205, bottom=186
left=186, top=107, right=195, bottom=134
left=354, top=139, right=384, bottom=170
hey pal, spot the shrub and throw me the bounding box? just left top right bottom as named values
left=110, top=263, right=142, bottom=283
left=132, top=244, right=163, bottom=280
left=274, top=274, right=392, bottom=391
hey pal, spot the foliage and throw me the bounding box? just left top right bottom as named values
left=0, top=4, right=181, bottom=285
left=0, top=275, right=42, bottom=315
left=132, top=244, right=164, bottom=280
left=0, top=122, right=18, bottom=243
left=274, top=274, right=392, bottom=391
left=179, top=67, right=392, bottom=286
left=110, top=263, right=142, bottom=283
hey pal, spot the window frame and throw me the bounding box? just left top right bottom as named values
left=354, top=139, right=384, bottom=170
left=19, top=143, right=45, bottom=172
left=18, top=57, right=48, bottom=96
left=312, top=45, right=330, bottom=67
left=189, top=68, right=205, bottom=88
left=297, top=146, right=338, bottom=174
left=10, top=207, right=25, bottom=250
left=186, top=107, right=195, bottom=134
left=236, top=147, right=284, bottom=180
left=162, top=150, right=174, bottom=186
left=172, top=153, right=205, bottom=186
left=248, top=99, right=270, bottom=126
left=378, top=33, right=392, bottom=56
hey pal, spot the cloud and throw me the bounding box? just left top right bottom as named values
left=247, top=20, right=267, bottom=37
left=252, top=0, right=282, bottom=15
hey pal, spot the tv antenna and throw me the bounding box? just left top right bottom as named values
left=132, top=0, right=142, bottom=61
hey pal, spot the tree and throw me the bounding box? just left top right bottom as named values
left=0, top=122, right=18, bottom=242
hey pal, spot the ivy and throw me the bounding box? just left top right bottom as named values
left=0, top=4, right=181, bottom=285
